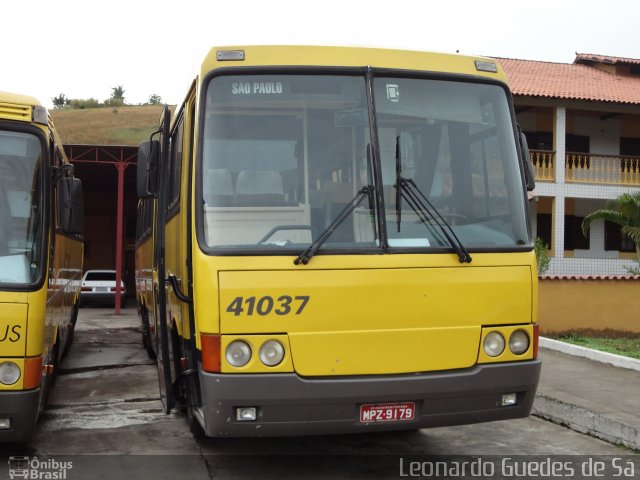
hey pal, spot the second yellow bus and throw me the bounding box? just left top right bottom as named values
left=0, top=91, right=84, bottom=443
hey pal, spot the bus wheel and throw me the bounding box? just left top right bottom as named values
left=170, top=325, right=186, bottom=410
left=141, top=308, right=156, bottom=359
left=176, top=336, right=205, bottom=439
left=186, top=392, right=206, bottom=439
left=45, top=337, right=60, bottom=394
left=183, top=360, right=205, bottom=439
left=63, top=300, right=80, bottom=357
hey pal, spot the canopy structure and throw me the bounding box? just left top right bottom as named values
left=65, top=145, right=138, bottom=314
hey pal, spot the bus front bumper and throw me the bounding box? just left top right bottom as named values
left=0, top=388, right=40, bottom=443
left=198, top=359, right=541, bottom=437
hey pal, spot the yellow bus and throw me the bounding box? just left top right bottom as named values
left=135, top=195, right=156, bottom=359
left=0, top=91, right=84, bottom=443
left=136, top=46, right=540, bottom=437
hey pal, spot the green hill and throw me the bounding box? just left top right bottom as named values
left=50, top=105, right=164, bottom=146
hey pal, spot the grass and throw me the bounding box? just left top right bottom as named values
left=548, top=329, right=640, bottom=360
left=51, top=105, right=163, bottom=145
left=108, top=126, right=159, bottom=145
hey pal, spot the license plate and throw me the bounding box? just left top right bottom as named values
left=359, top=402, right=415, bottom=423
left=97, top=287, right=109, bottom=292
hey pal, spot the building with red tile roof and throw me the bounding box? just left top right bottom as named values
left=574, top=53, right=640, bottom=67
left=499, top=57, right=640, bottom=105
left=494, top=54, right=640, bottom=277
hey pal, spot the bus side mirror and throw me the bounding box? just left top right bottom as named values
left=519, top=130, right=536, bottom=192
left=137, top=140, right=159, bottom=198
left=57, top=176, right=84, bottom=235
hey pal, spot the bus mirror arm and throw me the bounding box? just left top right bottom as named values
left=57, top=176, right=84, bottom=235
left=517, top=126, right=536, bottom=192
left=51, top=163, right=74, bottom=183
left=137, top=139, right=160, bottom=198
left=166, top=274, right=192, bottom=304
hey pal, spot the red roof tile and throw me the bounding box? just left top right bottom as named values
left=540, top=274, right=640, bottom=280
left=496, top=57, right=640, bottom=105
left=575, top=53, right=640, bottom=66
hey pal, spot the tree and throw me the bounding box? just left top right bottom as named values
left=106, top=85, right=126, bottom=106
left=69, top=97, right=101, bottom=109
left=147, top=94, right=162, bottom=105
left=582, top=191, right=640, bottom=259
left=52, top=93, right=70, bottom=109
left=534, top=237, right=551, bottom=275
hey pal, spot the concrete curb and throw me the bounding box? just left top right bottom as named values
left=539, top=337, right=640, bottom=372
left=532, top=395, right=640, bottom=451
left=536, top=337, right=640, bottom=450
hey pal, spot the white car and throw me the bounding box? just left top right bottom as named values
left=80, top=270, right=127, bottom=307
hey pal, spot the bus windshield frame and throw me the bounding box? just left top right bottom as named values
left=0, top=122, right=48, bottom=290
left=196, top=68, right=531, bottom=257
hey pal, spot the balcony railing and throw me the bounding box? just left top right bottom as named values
left=530, top=150, right=640, bottom=186
left=530, top=150, right=555, bottom=182
left=565, top=153, right=640, bottom=185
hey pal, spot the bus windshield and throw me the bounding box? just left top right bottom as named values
left=200, top=73, right=529, bottom=253
left=0, top=130, right=44, bottom=284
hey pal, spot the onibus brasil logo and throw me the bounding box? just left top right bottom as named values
left=8, top=456, right=72, bottom=479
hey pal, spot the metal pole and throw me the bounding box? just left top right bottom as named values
left=114, top=162, right=126, bottom=315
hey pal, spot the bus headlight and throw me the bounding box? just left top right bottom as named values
left=509, top=330, right=530, bottom=355
left=483, top=332, right=505, bottom=357
left=0, top=362, right=21, bottom=385
left=259, top=340, right=285, bottom=367
left=225, top=341, right=252, bottom=367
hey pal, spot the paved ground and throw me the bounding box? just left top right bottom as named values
left=535, top=347, right=640, bottom=450
left=1, top=306, right=636, bottom=479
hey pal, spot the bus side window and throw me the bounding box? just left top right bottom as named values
left=167, top=116, right=184, bottom=214
left=0, top=191, right=9, bottom=255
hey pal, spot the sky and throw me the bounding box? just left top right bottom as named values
left=2, top=0, right=639, bottom=108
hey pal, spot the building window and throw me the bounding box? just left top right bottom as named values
left=620, top=137, right=640, bottom=172
left=604, top=221, right=635, bottom=252
left=620, top=137, right=640, bottom=156
left=566, top=134, right=590, bottom=153
left=564, top=215, right=589, bottom=250
left=524, top=131, right=553, bottom=151
left=536, top=213, right=552, bottom=248
left=565, top=134, right=590, bottom=169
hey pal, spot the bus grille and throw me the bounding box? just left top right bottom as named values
left=0, top=102, right=32, bottom=122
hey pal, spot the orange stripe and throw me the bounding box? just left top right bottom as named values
left=23, top=356, right=43, bottom=389
left=200, top=334, right=221, bottom=373
left=532, top=324, right=540, bottom=359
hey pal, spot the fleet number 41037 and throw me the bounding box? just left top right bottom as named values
left=226, top=295, right=310, bottom=317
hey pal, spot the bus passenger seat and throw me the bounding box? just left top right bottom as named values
left=236, top=170, right=284, bottom=206
left=204, top=169, right=234, bottom=206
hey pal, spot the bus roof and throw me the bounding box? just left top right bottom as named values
left=0, top=91, right=67, bottom=160
left=201, top=45, right=508, bottom=83
left=0, top=91, right=42, bottom=108
left=0, top=90, right=48, bottom=126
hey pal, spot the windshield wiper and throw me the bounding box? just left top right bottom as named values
left=398, top=178, right=472, bottom=263
left=294, top=186, right=373, bottom=265
left=395, top=136, right=472, bottom=264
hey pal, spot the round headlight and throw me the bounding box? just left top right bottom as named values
left=225, top=340, right=252, bottom=367
left=259, top=340, right=285, bottom=367
left=483, top=332, right=505, bottom=357
left=509, top=330, right=530, bottom=355
left=0, top=361, right=21, bottom=385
